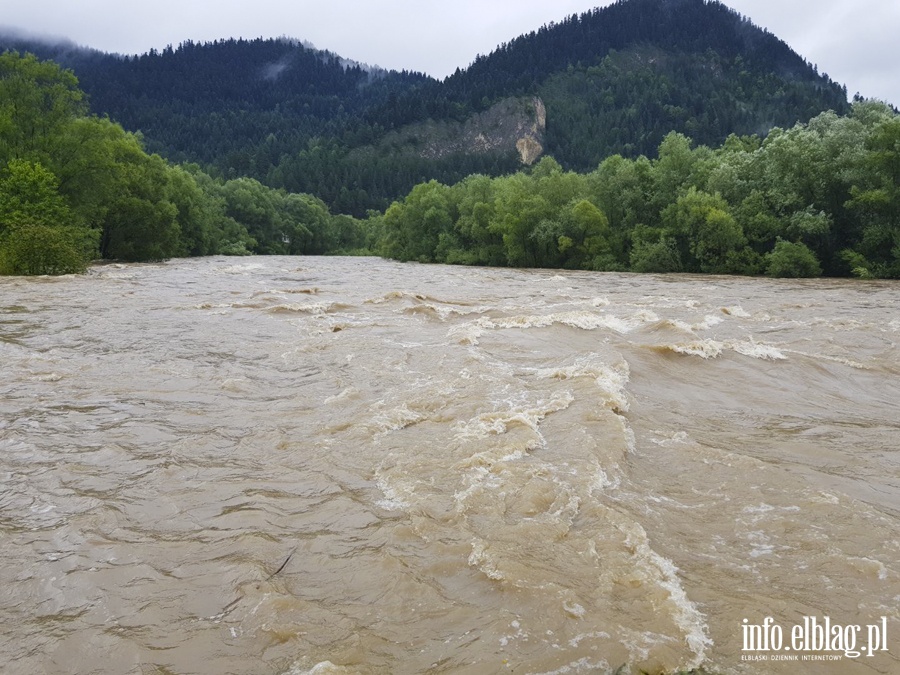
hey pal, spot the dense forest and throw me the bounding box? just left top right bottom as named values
left=1, top=0, right=850, bottom=216
left=2, top=0, right=898, bottom=278
left=370, top=102, right=900, bottom=278
left=0, top=52, right=365, bottom=275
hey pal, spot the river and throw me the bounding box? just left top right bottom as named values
left=1, top=256, right=898, bottom=674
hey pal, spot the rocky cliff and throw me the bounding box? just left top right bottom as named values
left=354, top=96, right=546, bottom=165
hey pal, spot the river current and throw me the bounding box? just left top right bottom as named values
left=1, top=256, right=898, bottom=674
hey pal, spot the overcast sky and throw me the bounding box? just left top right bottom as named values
left=3, top=1, right=897, bottom=105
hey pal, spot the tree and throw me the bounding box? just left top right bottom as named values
left=556, top=199, right=614, bottom=269
left=0, top=159, right=97, bottom=274
left=0, top=51, right=85, bottom=163
left=629, top=225, right=682, bottom=273
left=843, top=114, right=900, bottom=277
left=379, top=180, right=455, bottom=262
left=100, top=153, right=182, bottom=261
left=0, top=158, right=72, bottom=230
left=765, top=239, right=822, bottom=277
left=660, top=187, right=747, bottom=273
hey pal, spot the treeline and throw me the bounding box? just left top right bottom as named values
left=5, top=50, right=898, bottom=280
left=1, top=0, right=850, bottom=217
left=0, top=52, right=364, bottom=275
left=371, top=101, right=900, bottom=278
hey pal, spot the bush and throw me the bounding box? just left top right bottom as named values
left=219, top=240, right=253, bottom=256
left=0, top=224, right=96, bottom=275
left=629, top=237, right=683, bottom=273
left=764, top=240, right=822, bottom=278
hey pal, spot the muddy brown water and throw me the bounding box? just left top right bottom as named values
left=1, top=256, right=898, bottom=674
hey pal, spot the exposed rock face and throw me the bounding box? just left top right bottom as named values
left=516, top=97, right=546, bottom=165
left=417, top=95, right=546, bottom=163
left=361, top=96, right=546, bottom=164
left=516, top=136, right=544, bottom=165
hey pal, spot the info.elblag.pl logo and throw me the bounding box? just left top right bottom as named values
left=741, top=616, right=890, bottom=663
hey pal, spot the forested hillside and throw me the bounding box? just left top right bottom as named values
left=369, top=102, right=900, bottom=279
left=0, top=52, right=365, bottom=275
left=6, top=0, right=896, bottom=280
left=0, top=0, right=850, bottom=215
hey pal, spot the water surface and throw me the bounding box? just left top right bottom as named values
left=1, top=257, right=897, bottom=674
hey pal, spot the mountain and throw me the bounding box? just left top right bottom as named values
left=0, top=0, right=850, bottom=216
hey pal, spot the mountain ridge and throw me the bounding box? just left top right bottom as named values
left=0, top=0, right=851, bottom=215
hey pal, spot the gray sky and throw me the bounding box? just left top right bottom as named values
left=3, top=1, right=898, bottom=105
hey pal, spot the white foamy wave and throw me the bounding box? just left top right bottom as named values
left=220, top=377, right=249, bottom=393
left=662, top=319, right=696, bottom=334
left=267, top=302, right=348, bottom=315
left=284, top=662, right=358, bottom=675
left=194, top=302, right=233, bottom=311
left=654, top=337, right=785, bottom=361
left=324, top=387, right=359, bottom=404
left=622, top=421, right=637, bottom=454
left=468, top=540, right=505, bottom=581
left=563, top=600, right=587, bottom=618
left=365, top=290, right=422, bottom=304
left=693, top=314, right=724, bottom=330
left=453, top=390, right=574, bottom=440
left=536, top=357, right=631, bottom=412
left=721, top=305, right=751, bottom=318
left=727, top=339, right=787, bottom=361
left=848, top=556, right=890, bottom=581
left=588, top=463, right=618, bottom=495
left=402, top=301, right=489, bottom=321
left=374, top=474, right=411, bottom=512
left=277, top=287, right=319, bottom=295
left=490, top=311, right=609, bottom=331
left=531, top=657, right=611, bottom=675
left=657, top=339, right=725, bottom=359
left=31, top=372, right=64, bottom=382
left=650, top=430, right=691, bottom=447
left=781, top=349, right=869, bottom=369
left=218, top=263, right=265, bottom=275
left=568, top=631, right=611, bottom=648
left=449, top=310, right=655, bottom=345
left=622, top=523, right=712, bottom=667
left=373, top=451, right=425, bottom=512
left=372, top=403, right=426, bottom=433
left=447, top=320, right=487, bottom=345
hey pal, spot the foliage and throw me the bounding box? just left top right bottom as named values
left=3, top=31, right=899, bottom=280
left=0, top=51, right=363, bottom=274
left=0, top=224, right=94, bottom=275
left=0, top=159, right=97, bottom=274
left=765, top=240, right=823, bottom=277
left=1, top=0, right=849, bottom=215
left=374, top=103, right=900, bottom=279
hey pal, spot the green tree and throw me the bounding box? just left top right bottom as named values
left=380, top=180, right=455, bottom=262
left=101, top=153, right=181, bottom=261
left=660, top=188, right=747, bottom=273
left=844, top=114, right=900, bottom=277
left=0, top=51, right=85, bottom=163
left=765, top=239, right=823, bottom=277
left=0, top=159, right=97, bottom=274
left=557, top=199, right=615, bottom=270
left=629, top=225, right=682, bottom=273
left=448, top=174, right=504, bottom=265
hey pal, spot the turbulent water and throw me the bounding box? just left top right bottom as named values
left=1, top=256, right=898, bottom=675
